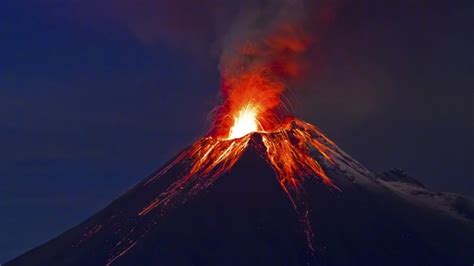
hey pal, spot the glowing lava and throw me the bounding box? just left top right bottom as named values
left=227, top=103, right=261, bottom=139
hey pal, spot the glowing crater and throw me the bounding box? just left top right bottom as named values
left=227, top=103, right=262, bottom=139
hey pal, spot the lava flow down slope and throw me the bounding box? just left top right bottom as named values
left=7, top=4, right=474, bottom=265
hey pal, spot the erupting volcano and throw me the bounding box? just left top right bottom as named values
left=6, top=4, right=474, bottom=266
left=139, top=59, right=339, bottom=252
left=133, top=48, right=347, bottom=254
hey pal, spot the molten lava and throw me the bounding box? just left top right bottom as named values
left=227, top=103, right=261, bottom=139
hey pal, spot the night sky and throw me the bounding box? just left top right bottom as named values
left=1, top=0, right=473, bottom=263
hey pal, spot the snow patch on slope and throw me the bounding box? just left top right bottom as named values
left=377, top=170, right=474, bottom=222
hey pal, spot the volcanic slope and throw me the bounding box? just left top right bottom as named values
left=6, top=122, right=474, bottom=266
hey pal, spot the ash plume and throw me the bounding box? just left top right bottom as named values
left=208, top=0, right=341, bottom=136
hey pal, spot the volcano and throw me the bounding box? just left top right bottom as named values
left=6, top=2, right=473, bottom=264
left=6, top=117, right=474, bottom=266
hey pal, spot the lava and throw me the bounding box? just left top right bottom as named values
left=140, top=135, right=252, bottom=214
left=211, top=68, right=285, bottom=139
left=227, top=102, right=262, bottom=139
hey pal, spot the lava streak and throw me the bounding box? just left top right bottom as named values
left=140, top=135, right=252, bottom=215
left=140, top=114, right=340, bottom=254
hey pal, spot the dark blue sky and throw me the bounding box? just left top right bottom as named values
left=1, top=0, right=473, bottom=263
